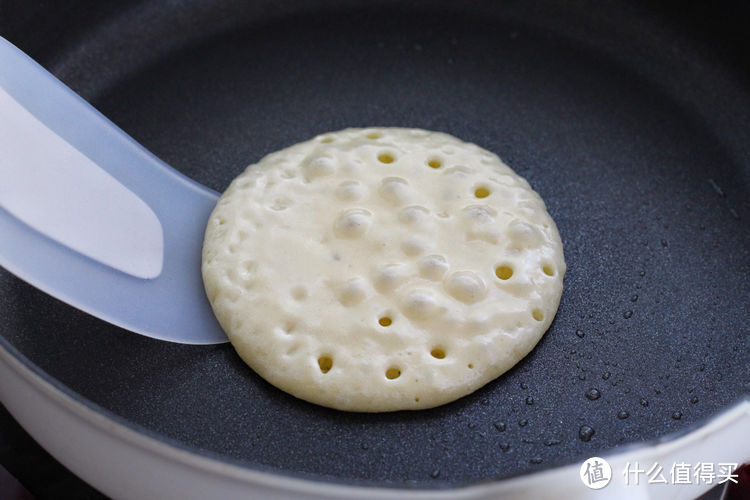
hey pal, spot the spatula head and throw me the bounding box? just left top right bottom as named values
left=0, top=36, right=227, bottom=345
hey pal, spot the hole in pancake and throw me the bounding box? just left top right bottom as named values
left=542, top=264, right=555, bottom=276
left=468, top=363, right=474, bottom=369
left=366, top=132, right=382, bottom=139
left=318, top=356, right=333, bottom=373
left=430, top=347, right=446, bottom=359
left=495, top=265, right=513, bottom=280
left=427, top=158, right=442, bottom=169
left=379, top=316, right=392, bottom=327
left=532, top=309, right=544, bottom=321
left=286, top=343, right=302, bottom=356
left=386, top=367, right=401, bottom=379
left=223, top=286, right=241, bottom=302
left=378, top=152, right=395, bottom=164
left=474, top=186, right=491, bottom=198
left=283, top=319, right=297, bottom=334
left=291, top=286, right=308, bottom=300
left=320, top=136, right=335, bottom=143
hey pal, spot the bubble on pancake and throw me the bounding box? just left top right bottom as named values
left=334, top=209, right=372, bottom=239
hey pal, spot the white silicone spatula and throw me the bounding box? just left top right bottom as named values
left=0, top=37, right=228, bottom=344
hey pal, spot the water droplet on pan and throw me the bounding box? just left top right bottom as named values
left=586, top=388, right=601, bottom=401
left=708, top=178, right=725, bottom=197
left=579, top=425, right=595, bottom=442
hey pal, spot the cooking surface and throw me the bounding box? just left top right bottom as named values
left=1, top=2, right=749, bottom=488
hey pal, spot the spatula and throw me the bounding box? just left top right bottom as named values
left=0, top=37, right=227, bottom=344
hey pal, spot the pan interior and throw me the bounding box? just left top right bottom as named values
left=1, top=2, right=749, bottom=488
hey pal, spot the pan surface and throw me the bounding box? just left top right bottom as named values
left=1, top=0, right=749, bottom=489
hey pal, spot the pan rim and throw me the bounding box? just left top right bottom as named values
left=2, top=336, right=748, bottom=498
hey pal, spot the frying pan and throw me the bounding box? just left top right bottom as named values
left=1, top=0, right=749, bottom=497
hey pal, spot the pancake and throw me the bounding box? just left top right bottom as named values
left=202, top=128, right=565, bottom=412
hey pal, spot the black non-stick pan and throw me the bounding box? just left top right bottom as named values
left=1, top=0, right=749, bottom=497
